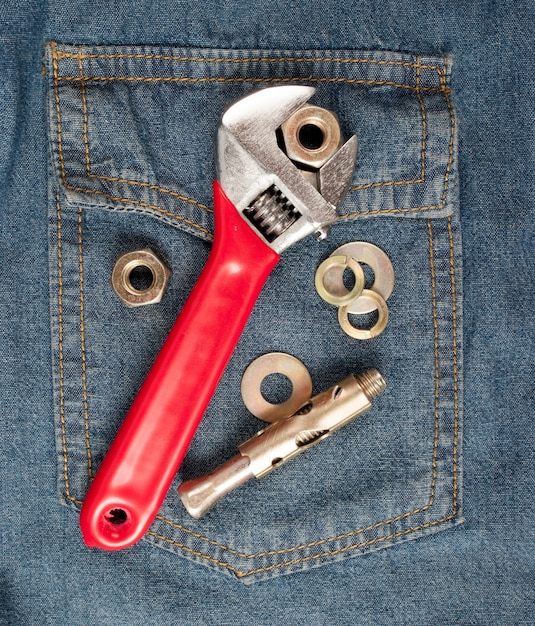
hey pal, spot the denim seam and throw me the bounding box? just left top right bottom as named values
left=55, top=194, right=92, bottom=506
left=77, top=206, right=93, bottom=480
left=448, top=216, right=460, bottom=510
left=54, top=48, right=445, bottom=76
left=343, top=76, right=455, bottom=217
left=428, top=220, right=440, bottom=506
left=55, top=185, right=460, bottom=575
left=50, top=43, right=454, bottom=222
left=56, top=75, right=448, bottom=93
left=350, top=55, right=427, bottom=192
left=148, top=509, right=461, bottom=580
left=52, top=49, right=214, bottom=239
left=77, top=51, right=91, bottom=176
left=55, top=192, right=73, bottom=504
left=76, top=49, right=213, bottom=213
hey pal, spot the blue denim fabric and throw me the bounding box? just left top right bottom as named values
left=1, top=0, right=534, bottom=622
left=45, top=43, right=462, bottom=583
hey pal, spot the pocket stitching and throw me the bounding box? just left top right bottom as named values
left=76, top=50, right=213, bottom=216
left=349, top=56, right=427, bottom=192
left=55, top=183, right=460, bottom=576
left=50, top=43, right=454, bottom=225
left=55, top=194, right=92, bottom=505
left=52, top=48, right=214, bottom=239
left=78, top=53, right=431, bottom=196
left=77, top=205, right=93, bottom=481
left=344, top=69, right=455, bottom=217
left=50, top=44, right=460, bottom=578
left=55, top=46, right=445, bottom=76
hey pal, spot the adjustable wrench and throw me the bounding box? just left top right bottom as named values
left=80, top=86, right=358, bottom=550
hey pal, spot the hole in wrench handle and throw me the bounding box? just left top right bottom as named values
left=79, top=181, right=280, bottom=550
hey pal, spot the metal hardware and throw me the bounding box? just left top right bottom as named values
left=338, top=290, right=389, bottom=339
left=243, top=184, right=301, bottom=243
left=111, top=249, right=170, bottom=308
left=217, top=86, right=358, bottom=253
left=178, top=369, right=386, bottom=519
left=240, top=352, right=313, bottom=423
left=280, top=104, right=342, bottom=169
left=323, top=242, right=394, bottom=314
left=80, top=87, right=358, bottom=551
left=314, top=241, right=393, bottom=339
left=315, top=254, right=365, bottom=307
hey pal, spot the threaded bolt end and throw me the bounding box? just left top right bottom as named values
left=354, top=369, right=386, bottom=400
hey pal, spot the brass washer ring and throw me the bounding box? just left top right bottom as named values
left=324, top=242, right=394, bottom=314
left=241, top=353, right=313, bottom=423
left=315, top=255, right=365, bottom=307
left=338, top=289, right=389, bottom=340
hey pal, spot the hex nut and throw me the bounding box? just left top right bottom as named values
left=111, top=248, right=171, bottom=308
left=281, top=104, right=341, bottom=169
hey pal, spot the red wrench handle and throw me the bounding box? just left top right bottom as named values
left=80, top=181, right=280, bottom=550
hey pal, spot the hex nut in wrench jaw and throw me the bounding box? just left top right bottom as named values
left=281, top=104, right=342, bottom=169
left=216, top=86, right=357, bottom=255
left=111, top=248, right=171, bottom=308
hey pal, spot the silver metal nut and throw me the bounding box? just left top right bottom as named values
left=111, top=248, right=171, bottom=308
left=280, top=104, right=342, bottom=169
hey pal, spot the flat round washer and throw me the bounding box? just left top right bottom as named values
left=338, top=289, right=389, bottom=340
left=323, top=242, right=394, bottom=314
left=240, top=353, right=313, bottom=423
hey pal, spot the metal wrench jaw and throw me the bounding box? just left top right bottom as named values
left=216, top=86, right=358, bottom=254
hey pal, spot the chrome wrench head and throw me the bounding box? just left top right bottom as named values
left=216, top=86, right=358, bottom=253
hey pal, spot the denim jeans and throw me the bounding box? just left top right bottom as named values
left=1, top=0, right=533, bottom=623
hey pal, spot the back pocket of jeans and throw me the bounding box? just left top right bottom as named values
left=45, top=42, right=462, bottom=583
